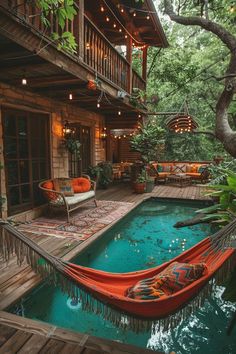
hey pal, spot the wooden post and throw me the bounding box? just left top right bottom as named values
left=142, top=46, right=148, bottom=82
left=126, top=36, right=133, bottom=94
left=78, top=0, right=84, bottom=61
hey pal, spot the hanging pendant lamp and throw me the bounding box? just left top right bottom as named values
left=166, top=100, right=199, bottom=134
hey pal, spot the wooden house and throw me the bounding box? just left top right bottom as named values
left=0, top=0, right=168, bottom=220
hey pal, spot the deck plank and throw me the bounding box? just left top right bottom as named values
left=17, top=334, right=49, bottom=354
left=0, top=323, right=16, bottom=346
left=0, top=330, right=32, bottom=353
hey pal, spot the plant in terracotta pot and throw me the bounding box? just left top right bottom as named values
left=133, top=169, right=146, bottom=194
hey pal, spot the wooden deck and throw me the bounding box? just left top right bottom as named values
left=0, top=183, right=209, bottom=354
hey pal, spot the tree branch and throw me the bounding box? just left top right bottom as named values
left=164, top=0, right=236, bottom=52
left=164, top=0, right=236, bottom=157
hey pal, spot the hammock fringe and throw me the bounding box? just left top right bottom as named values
left=0, top=220, right=235, bottom=333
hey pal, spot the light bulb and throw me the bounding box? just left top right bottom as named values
left=69, top=93, right=73, bottom=100
left=97, top=102, right=100, bottom=108
left=101, top=6, right=104, bottom=12
left=146, top=15, right=150, bottom=20
left=113, top=23, right=117, bottom=28
left=106, top=16, right=110, bottom=22
left=118, top=111, right=121, bottom=115
left=22, top=78, right=27, bottom=85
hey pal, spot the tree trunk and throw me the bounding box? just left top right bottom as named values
left=164, top=0, right=236, bottom=157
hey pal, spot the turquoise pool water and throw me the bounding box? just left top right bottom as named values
left=9, top=199, right=236, bottom=353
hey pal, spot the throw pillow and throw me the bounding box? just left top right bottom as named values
left=191, top=165, right=197, bottom=173
left=54, top=178, right=74, bottom=196
left=157, top=261, right=207, bottom=293
left=173, top=165, right=185, bottom=173
left=125, top=276, right=168, bottom=300
left=198, top=165, right=207, bottom=173
left=42, top=180, right=58, bottom=201
left=162, top=165, right=171, bottom=172
left=125, top=261, right=207, bottom=300
left=72, top=177, right=91, bottom=193
left=186, top=164, right=192, bottom=173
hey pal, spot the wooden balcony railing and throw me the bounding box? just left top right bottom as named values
left=132, top=70, right=146, bottom=92
left=1, top=0, right=146, bottom=93
left=84, top=16, right=130, bottom=92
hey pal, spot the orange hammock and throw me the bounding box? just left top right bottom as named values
left=0, top=219, right=235, bottom=332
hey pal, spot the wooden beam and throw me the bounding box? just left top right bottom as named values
left=78, top=0, right=84, bottom=60
left=126, top=36, right=132, bottom=94
left=142, top=46, right=148, bottom=82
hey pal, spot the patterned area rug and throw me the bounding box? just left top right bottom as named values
left=18, top=200, right=133, bottom=241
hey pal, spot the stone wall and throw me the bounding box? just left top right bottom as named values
left=0, top=82, right=106, bottom=220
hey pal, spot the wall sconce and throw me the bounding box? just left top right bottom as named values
left=100, top=127, right=107, bottom=140
left=62, top=120, right=74, bottom=139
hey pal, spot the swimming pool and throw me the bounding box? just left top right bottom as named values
left=9, top=199, right=236, bottom=354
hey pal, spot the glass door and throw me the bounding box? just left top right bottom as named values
left=3, top=108, right=50, bottom=215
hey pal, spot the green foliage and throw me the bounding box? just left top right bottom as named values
left=197, top=167, right=236, bottom=224
left=37, top=0, right=77, bottom=53
left=208, top=159, right=236, bottom=185
left=64, top=137, right=81, bottom=156
left=130, top=122, right=165, bottom=162
left=97, top=162, right=113, bottom=188
left=134, top=1, right=236, bottom=161
left=135, top=169, right=147, bottom=183
left=87, top=165, right=102, bottom=180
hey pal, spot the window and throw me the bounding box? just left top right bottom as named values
left=3, top=108, right=50, bottom=215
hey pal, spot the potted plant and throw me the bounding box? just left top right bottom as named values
left=146, top=175, right=155, bottom=193
left=97, top=161, right=113, bottom=189
left=130, top=121, right=165, bottom=163
left=133, top=169, right=146, bottom=194
left=87, top=165, right=102, bottom=182
left=64, top=137, right=81, bottom=157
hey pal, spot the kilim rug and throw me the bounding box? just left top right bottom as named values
left=18, top=200, right=134, bottom=242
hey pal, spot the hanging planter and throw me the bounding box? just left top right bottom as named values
left=64, top=137, right=81, bottom=157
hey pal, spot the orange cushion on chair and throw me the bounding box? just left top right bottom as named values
left=42, top=181, right=54, bottom=190
left=41, top=180, right=58, bottom=201
left=72, top=178, right=91, bottom=193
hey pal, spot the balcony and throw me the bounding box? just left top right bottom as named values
left=1, top=0, right=146, bottom=94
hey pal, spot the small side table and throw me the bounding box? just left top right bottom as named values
left=167, top=174, right=192, bottom=187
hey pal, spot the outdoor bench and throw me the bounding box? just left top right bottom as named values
left=39, top=175, right=97, bottom=222
left=150, top=162, right=211, bottom=184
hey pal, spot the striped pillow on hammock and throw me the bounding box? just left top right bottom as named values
left=125, top=262, right=207, bottom=300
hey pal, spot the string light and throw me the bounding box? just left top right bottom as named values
left=101, top=6, right=105, bottom=12
left=146, top=15, right=150, bottom=20
left=69, top=93, right=73, bottom=100
left=133, top=12, right=136, bottom=17
left=97, top=102, right=100, bottom=108
left=22, top=77, right=27, bottom=85
left=125, top=35, right=128, bottom=39
left=86, top=43, right=90, bottom=50
left=106, top=16, right=110, bottom=22
left=119, top=28, right=122, bottom=32
left=113, top=23, right=117, bottom=28
left=118, top=111, right=121, bottom=115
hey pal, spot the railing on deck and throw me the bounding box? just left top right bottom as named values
left=84, top=16, right=130, bottom=92
left=132, top=70, right=146, bottom=92
left=1, top=0, right=146, bottom=93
